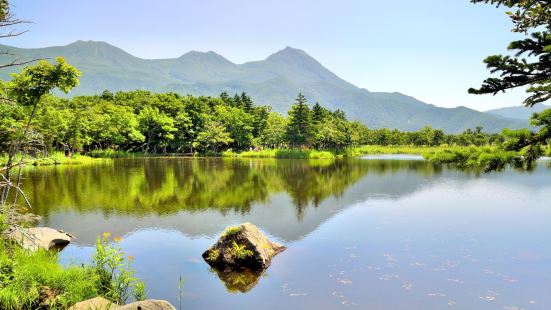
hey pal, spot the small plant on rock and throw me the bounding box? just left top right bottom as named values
left=207, top=249, right=220, bottom=262
left=221, top=226, right=241, bottom=237
left=230, top=241, right=253, bottom=260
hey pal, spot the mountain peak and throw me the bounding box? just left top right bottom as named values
left=266, top=46, right=313, bottom=63
left=66, top=40, right=114, bottom=48
left=179, top=50, right=234, bottom=65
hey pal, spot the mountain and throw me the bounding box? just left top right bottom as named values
left=0, top=41, right=528, bottom=133
left=486, top=104, right=550, bottom=120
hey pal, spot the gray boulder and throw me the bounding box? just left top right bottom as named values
left=5, top=226, right=74, bottom=251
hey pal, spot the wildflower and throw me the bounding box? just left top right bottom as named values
left=128, top=255, right=134, bottom=261
left=102, top=232, right=111, bottom=239
left=113, top=236, right=123, bottom=243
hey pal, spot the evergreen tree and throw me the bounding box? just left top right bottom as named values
left=286, top=93, right=313, bottom=147
left=469, top=0, right=551, bottom=107
left=311, top=102, right=329, bottom=123
left=470, top=0, right=551, bottom=167
left=232, top=94, right=242, bottom=108
left=219, top=91, right=232, bottom=105
left=240, top=92, right=254, bottom=113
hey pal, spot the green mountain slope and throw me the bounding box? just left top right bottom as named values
left=0, top=41, right=527, bottom=133
left=486, top=104, right=550, bottom=120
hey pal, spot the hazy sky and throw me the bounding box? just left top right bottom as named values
left=7, top=0, right=529, bottom=110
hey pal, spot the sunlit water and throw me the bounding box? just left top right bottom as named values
left=20, top=157, right=551, bottom=309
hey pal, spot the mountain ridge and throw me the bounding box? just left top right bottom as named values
left=486, top=104, right=550, bottom=120
left=0, top=40, right=528, bottom=133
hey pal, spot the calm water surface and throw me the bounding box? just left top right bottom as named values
left=20, top=157, right=551, bottom=309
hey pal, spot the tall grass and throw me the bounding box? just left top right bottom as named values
left=87, top=149, right=148, bottom=159
left=349, top=145, right=448, bottom=156
left=422, top=146, right=520, bottom=171
left=0, top=241, right=99, bottom=309
left=222, top=149, right=336, bottom=159
left=1, top=152, right=100, bottom=167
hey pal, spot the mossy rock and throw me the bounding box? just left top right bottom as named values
left=202, top=223, right=285, bottom=271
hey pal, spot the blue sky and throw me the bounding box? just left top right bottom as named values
left=7, top=0, right=529, bottom=110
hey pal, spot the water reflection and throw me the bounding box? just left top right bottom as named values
left=209, top=268, right=264, bottom=293
left=22, top=158, right=443, bottom=244
left=16, top=158, right=551, bottom=309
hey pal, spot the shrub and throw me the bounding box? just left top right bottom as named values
left=93, top=234, right=146, bottom=305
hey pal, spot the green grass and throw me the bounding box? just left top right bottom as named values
left=87, top=149, right=148, bottom=159
left=422, top=146, right=520, bottom=171
left=221, top=225, right=242, bottom=237
left=349, top=145, right=448, bottom=156
left=1, top=152, right=103, bottom=167
left=222, top=149, right=336, bottom=159
left=0, top=240, right=100, bottom=310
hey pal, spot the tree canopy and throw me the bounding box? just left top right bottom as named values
left=469, top=0, right=551, bottom=107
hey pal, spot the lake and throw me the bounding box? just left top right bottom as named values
left=20, top=157, right=551, bottom=309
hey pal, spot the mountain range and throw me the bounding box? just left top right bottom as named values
left=486, top=104, right=550, bottom=121
left=0, top=40, right=530, bottom=133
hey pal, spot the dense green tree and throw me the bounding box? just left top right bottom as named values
left=193, top=119, right=233, bottom=153
left=258, top=112, right=288, bottom=148
left=469, top=0, right=551, bottom=166
left=1, top=57, right=80, bottom=205
left=240, top=92, right=253, bottom=113
left=311, top=102, right=330, bottom=124
left=214, top=105, right=254, bottom=149
left=137, top=107, right=177, bottom=153
left=286, top=93, right=313, bottom=147
left=313, top=113, right=351, bottom=151
left=251, top=105, right=271, bottom=137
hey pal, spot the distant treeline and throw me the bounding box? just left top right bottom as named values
left=0, top=90, right=509, bottom=155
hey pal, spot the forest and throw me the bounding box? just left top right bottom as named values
left=0, top=88, right=519, bottom=158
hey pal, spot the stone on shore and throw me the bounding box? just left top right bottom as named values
left=69, top=297, right=117, bottom=310
left=202, top=222, right=286, bottom=271
left=117, top=300, right=176, bottom=310
left=4, top=226, right=74, bottom=251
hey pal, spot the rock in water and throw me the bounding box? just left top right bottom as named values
left=5, top=226, right=74, bottom=251
left=117, top=300, right=176, bottom=310
left=202, top=223, right=286, bottom=271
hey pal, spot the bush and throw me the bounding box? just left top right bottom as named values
left=93, top=233, right=146, bottom=304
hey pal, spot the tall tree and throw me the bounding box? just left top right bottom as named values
left=470, top=0, right=551, bottom=167
left=240, top=92, right=254, bottom=113
left=286, top=93, right=313, bottom=147
left=469, top=0, right=551, bottom=106
left=1, top=58, right=80, bottom=205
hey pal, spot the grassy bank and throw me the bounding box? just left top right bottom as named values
left=422, top=146, right=520, bottom=171
left=1, top=152, right=102, bottom=167
left=223, top=146, right=457, bottom=159
left=0, top=240, right=99, bottom=309
left=0, top=232, right=145, bottom=309
left=349, top=145, right=447, bottom=156
left=222, top=149, right=337, bottom=159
